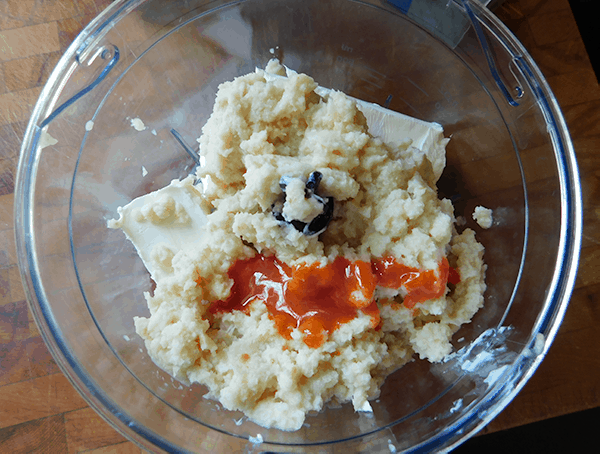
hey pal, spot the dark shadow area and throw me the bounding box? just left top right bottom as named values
left=455, top=406, right=599, bottom=453
left=569, top=0, right=599, bottom=83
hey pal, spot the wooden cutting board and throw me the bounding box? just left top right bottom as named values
left=1, top=0, right=598, bottom=452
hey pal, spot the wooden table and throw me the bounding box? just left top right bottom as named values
left=0, top=0, right=598, bottom=452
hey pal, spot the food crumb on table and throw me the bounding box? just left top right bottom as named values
left=130, top=117, right=147, bottom=131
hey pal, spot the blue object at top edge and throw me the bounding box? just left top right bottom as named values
left=387, top=0, right=413, bottom=14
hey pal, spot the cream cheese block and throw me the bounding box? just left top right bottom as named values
left=108, top=176, right=207, bottom=279
left=267, top=67, right=449, bottom=181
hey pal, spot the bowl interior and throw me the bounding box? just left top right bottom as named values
left=21, top=0, right=572, bottom=451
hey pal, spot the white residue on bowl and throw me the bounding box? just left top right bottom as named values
left=38, top=127, right=58, bottom=150
left=449, top=398, right=463, bottom=414
left=533, top=332, right=545, bottom=355
left=234, top=417, right=244, bottom=426
left=442, top=326, right=519, bottom=392
left=388, top=439, right=398, bottom=453
left=123, top=334, right=131, bottom=341
left=523, top=332, right=546, bottom=358
left=357, top=400, right=373, bottom=413
left=484, top=365, right=509, bottom=386
left=130, top=117, right=147, bottom=131
left=460, top=349, right=494, bottom=373
left=151, top=129, right=157, bottom=136
left=248, top=434, right=263, bottom=444
left=142, top=166, right=148, bottom=177
left=85, top=120, right=94, bottom=131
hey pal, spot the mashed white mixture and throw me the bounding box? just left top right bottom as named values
left=109, top=60, right=486, bottom=431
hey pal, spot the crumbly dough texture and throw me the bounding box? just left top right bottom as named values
left=473, top=205, right=493, bottom=229
left=133, top=61, right=486, bottom=431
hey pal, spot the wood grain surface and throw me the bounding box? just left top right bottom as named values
left=1, top=0, right=598, bottom=452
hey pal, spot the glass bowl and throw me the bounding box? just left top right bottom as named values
left=15, top=0, right=582, bottom=452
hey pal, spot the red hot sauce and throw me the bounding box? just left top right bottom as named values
left=208, top=254, right=459, bottom=348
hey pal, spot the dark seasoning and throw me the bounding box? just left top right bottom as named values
left=272, top=171, right=335, bottom=236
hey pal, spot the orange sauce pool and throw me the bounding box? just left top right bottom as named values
left=208, top=254, right=460, bottom=348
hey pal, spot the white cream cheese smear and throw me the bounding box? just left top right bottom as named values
left=108, top=176, right=207, bottom=280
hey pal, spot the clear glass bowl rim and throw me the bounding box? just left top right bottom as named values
left=14, top=0, right=583, bottom=452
